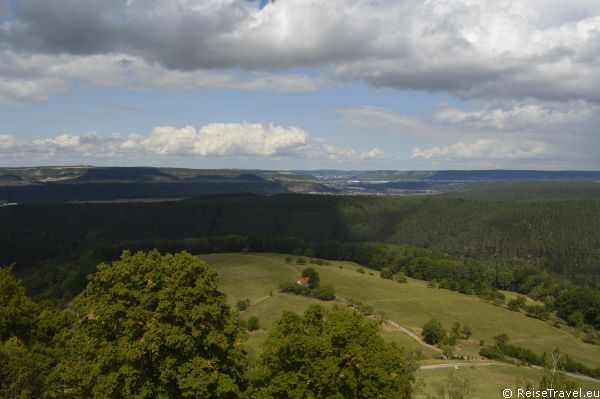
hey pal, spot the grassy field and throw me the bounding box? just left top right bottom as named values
left=199, top=253, right=600, bottom=369
left=416, top=365, right=600, bottom=398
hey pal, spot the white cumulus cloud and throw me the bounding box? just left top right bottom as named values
left=122, top=123, right=310, bottom=157
left=0, top=123, right=378, bottom=164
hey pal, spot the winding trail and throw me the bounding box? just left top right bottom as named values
left=334, top=297, right=600, bottom=384
left=334, top=297, right=442, bottom=353
left=385, top=319, right=442, bottom=353
left=420, top=362, right=496, bottom=370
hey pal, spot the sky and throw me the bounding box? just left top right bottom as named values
left=1, top=0, right=600, bottom=170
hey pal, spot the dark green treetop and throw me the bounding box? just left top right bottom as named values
left=422, top=319, right=446, bottom=346
left=46, top=250, right=247, bottom=399
left=0, top=266, right=39, bottom=343
left=247, top=304, right=416, bottom=399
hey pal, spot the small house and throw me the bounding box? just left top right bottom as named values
left=296, top=276, right=311, bottom=288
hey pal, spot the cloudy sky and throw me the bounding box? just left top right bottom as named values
left=1, top=0, right=600, bottom=170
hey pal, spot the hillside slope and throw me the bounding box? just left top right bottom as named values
left=199, top=253, right=600, bottom=369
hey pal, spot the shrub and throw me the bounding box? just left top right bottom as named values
left=356, top=268, right=365, bottom=274
left=461, top=325, right=472, bottom=339
left=394, top=272, right=408, bottom=283
left=361, top=305, right=375, bottom=316
left=422, top=319, right=446, bottom=345
left=439, top=279, right=459, bottom=291
left=236, top=299, right=251, bottom=311
left=380, top=267, right=394, bottom=280
left=313, top=285, right=336, bottom=301
left=479, top=346, right=505, bottom=361
left=508, top=296, right=526, bottom=311
left=478, top=288, right=505, bottom=304
left=247, top=316, right=260, bottom=331
left=458, top=280, right=475, bottom=295
left=524, top=304, right=549, bottom=320
left=440, top=344, right=455, bottom=358
left=279, top=281, right=335, bottom=301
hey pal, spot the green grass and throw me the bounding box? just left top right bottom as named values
left=202, top=253, right=429, bottom=356
left=416, top=365, right=600, bottom=398
left=200, top=253, right=600, bottom=369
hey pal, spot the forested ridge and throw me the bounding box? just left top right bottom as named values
left=2, top=193, right=600, bottom=339
left=1, top=194, right=599, bottom=284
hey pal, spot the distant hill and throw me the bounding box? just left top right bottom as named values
left=0, top=167, right=288, bottom=202
left=303, top=169, right=600, bottom=182
left=0, top=181, right=286, bottom=203
left=2, top=167, right=600, bottom=201
left=426, top=170, right=600, bottom=181
left=75, top=167, right=177, bottom=183
left=0, top=173, right=23, bottom=185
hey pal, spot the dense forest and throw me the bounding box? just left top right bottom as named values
left=2, top=194, right=599, bottom=284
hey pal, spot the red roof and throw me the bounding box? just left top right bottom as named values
left=297, top=276, right=310, bottom=286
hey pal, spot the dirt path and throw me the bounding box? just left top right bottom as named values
left=251, top=295, right=273, bottom=306
left=530, top=365, right=600, bottom=384
left=420, top=362, right=600, bottom=384
left=385, top=319, right=442, bottom=353
left=420, top=362, right=497, bottom=370
left=334, top=297, right=442, bottom=353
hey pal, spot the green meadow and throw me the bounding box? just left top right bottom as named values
left=200, top=253, right=600, bottom=369
left=416, top=365, right=600, bottom=398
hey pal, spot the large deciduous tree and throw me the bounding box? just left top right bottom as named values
left=0, top=267, right=52, bottom=399
left=246, top=304, right=416, bottom=399
left=47, top=251, right=246, bottom=398
left=0, top=266, right=39, bottom=343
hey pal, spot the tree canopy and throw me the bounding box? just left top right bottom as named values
left=422, top=319, right=446, bottom=346
left=246, top=304, right=416, bottom=399
left=0, top=267, right=53, bottom=399
left=46, top=251, right=247, bottom=399
left=0, top=266, right=39, bottom=343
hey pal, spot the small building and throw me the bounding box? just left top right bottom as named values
left=296, top=276, right=311, bottom=288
